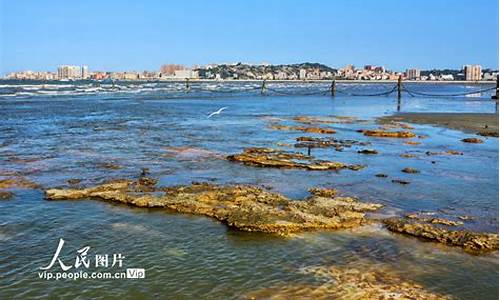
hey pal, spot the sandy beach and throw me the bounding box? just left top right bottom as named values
left=379, top=112, right=499, bottom=136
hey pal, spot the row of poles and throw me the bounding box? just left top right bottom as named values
left=184, top=75, right=499, bottom=100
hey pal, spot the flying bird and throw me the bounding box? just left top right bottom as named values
left=207, top=107, right=228, bottom=118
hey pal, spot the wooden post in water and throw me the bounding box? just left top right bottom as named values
left=397, top=75, right=402, bottom=112
left=331, top=78, right=336, bottom=97
left=185, top=78, right=190, bottom=93
left=397, top=75, right=402, bottom=100
left=493, top=74, right=499, bottom=100
left=261, top=79, right=267, bottom=95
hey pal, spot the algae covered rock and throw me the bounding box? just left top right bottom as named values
left=308, top=187, right=337, bottom=198
left=0, top=177, right=39, bottom=189
left=360, top=130, right=416, bottom=138
left=383, top=217, right=498, bottom=253
left=45, top=180, right=383, bottom=236
left=461, top=137, right=484, bottom=144
left=426, top=150, right=463, bottom=156
left=294, top=136, right=369, bottom=151
left=404, top=141, right=421, bottom=145
left=405, top=213, right=463, bottom=226
left=402, top=167, right=420, bottom=174
left=244, top=264, right=453, bottom=300
left=268, top=124, right=336, bottom=134
left=0, top=191, right=13, bottom=200
left=227, top=147, right=364, bottom=171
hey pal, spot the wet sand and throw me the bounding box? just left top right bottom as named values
left=379, top=113, right=499, bottom=136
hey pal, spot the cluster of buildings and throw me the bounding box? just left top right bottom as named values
left=338, top=64, right=401, bottom=80
left=195, top=63, right=335, bottom=80
left=3, top=63, right=498, bottom=82
left=4, top=65, right=89, bottom=80
left=3, top=70, right=58, bottom=80
left=405, top=65, right=497, bottom=81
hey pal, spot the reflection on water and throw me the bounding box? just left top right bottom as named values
left=0, top=81, right=498, bottom=299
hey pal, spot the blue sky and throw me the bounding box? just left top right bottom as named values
left=1, top=0, right=498, bottom=73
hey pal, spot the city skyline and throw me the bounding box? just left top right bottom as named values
left=5, top=62, right=498, bottom=81
left=1, top=0, right=499, bottom=74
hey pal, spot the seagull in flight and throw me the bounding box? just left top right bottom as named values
left=207, top=107, right=228, bottom=118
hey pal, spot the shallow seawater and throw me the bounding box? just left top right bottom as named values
left=0, top=81, right=498, bottom=299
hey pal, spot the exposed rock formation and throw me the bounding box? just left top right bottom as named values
left=45, top=181, right=383, bottom=235
left=292, top=115, right=360, bottom=125
left=227, top=148, right=365, bottom=171
left=461, top=137, right=484, bottom=143
left=308, top=187, right=337, bottom=198
left=383, top=217, right=498, bottom=253
left=402, top=167, right=420, bottom=174
left=0, top=191, right=13, bottom=200
left=426, top=150, right=463, bottom=156
left=96, top=162, right=122, bottom=170
left=269, top=124, right=336, bottom=134
left=392, top=179, right=410, bottom=185
left=358, top=149, right=378, bottom=155
left=294, top=136, right=369, bottom=151
left=405, top=214, right=463, bottom=226
left=360, top=130, right=416, bottom=138
left=478, top=131, right=499, bottom=137
left=0, top=177, right=39, bottom=189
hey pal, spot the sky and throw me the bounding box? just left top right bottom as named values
left=1, top=0, right=499, bottom=74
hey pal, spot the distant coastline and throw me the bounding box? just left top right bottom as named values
left=0, top=78, right=496, bottom=84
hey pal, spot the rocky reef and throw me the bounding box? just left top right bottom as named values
left=268, top=124, right=336, bottom=134
left=291, top=115, right=361, bottom=125
left=383, top=217, right=498, bottom=253
left=402, top=167, right=420, bottom=174
left=478, top=131, right=499, bottom=137
left=294, top=136, right=369, bottom=151
left=461, top=137, right=484, bottom=144
left=244, top=264, right=452, bottom=300
left=227, top=147, right=365, bottom=171
left=404, top=141, right=421, bottom=145
left=0, top=177, right=39, bottom=189
left=426, top=150, right=463, bottom=156
left=0, top=177, right=40, bottom=200
left=359, top=130, right=416, bottom=138
left=308, top=187, right=338, bottom=198
left=405, top=213, right=464, bottom=226
left=0, top=191, right=13, bottom=200
left=392, top=179, right=410, bottom=185
left=45, top=180, right=382, bottom=235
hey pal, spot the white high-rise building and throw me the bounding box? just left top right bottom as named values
left=299, top=69, right=307, bottom=80
left=81, top=66, right=89, bottom=79
left=463, top=65, right=482, bottom=81
left=405, top=68, right=421, bottom=80
left=57, top=65, right=87, bottom=79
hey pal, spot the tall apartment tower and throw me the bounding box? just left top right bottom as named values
left=81, top=66, right=89, bottom=79
left=405, top=68, right=421, bottom=80
left=464, top=65, right=482, bottom=81
left=57, top=65, right=88, bottom=79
